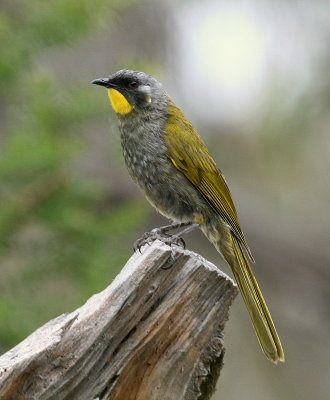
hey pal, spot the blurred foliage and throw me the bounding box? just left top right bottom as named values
left=0, top=0, right=146, bottom=352
left=0, top=0, right=127, bottom=87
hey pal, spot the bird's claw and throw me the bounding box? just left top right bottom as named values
left=133, top=229, right=186, bottom=253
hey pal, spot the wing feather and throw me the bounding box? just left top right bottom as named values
left=165, top=102, right=254, bottom=261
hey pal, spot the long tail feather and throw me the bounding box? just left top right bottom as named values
left=229, top=234, right=285, bottom=363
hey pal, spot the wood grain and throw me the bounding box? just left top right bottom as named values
left=0, top=241, right=238, bottom=400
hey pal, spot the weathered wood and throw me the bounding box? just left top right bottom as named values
left=0, top=240, right=238, bottom=400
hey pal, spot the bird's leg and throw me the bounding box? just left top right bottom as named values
left=133, top=222, right=199, bottom=252
left=153, top=221, right=192, bottom=235
left=174, top=223, right=200, bottom=236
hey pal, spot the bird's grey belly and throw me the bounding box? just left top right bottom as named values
left=122, top=146, right=209, bottom=223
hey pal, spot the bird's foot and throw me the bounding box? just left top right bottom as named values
left=133, top=228, right=186, bottom=253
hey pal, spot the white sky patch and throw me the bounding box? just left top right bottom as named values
left=169, top=1, right=325, bottom=126
left=196, top=9, right=268, bottom=95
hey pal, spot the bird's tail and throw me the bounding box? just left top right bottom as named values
left=203, top=224, right=285, bottom=363
left=229, top=235, right=284, bottom=363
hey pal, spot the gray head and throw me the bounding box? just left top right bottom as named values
left=92, top=70, right=166, bottom=114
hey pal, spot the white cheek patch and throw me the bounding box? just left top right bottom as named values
left=138, top=85, right=152, bottom=104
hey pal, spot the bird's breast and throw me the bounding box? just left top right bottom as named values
left=120, top=115, right=168, bottom=185
left=118, top=115, right=211, bottom=223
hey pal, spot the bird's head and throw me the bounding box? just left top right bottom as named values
left=92, top=69, right=165, bottom=115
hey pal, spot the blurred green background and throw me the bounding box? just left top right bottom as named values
left=0, top=0, right=329, bottom=399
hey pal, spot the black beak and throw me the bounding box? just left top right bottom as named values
left=91, top=78, right=112, bottom=88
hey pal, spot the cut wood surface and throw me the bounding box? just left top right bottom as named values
left=0, top=240, right=238, bottom=400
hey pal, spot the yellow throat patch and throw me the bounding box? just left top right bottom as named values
left=107, top=89, right=133, bottom=115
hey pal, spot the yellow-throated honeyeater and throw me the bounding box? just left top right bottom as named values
left=92, top=70, right=284, bottom=363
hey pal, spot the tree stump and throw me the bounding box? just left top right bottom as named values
left=0, top=240, right=238, bottom=400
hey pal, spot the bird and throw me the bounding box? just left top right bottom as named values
left=92, top=69, right=285, bottom=363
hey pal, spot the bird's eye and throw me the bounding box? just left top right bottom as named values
left=128, top=81, right=139, bottom=89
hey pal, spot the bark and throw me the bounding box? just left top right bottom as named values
left=0, top=241, right=238, bottom=400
